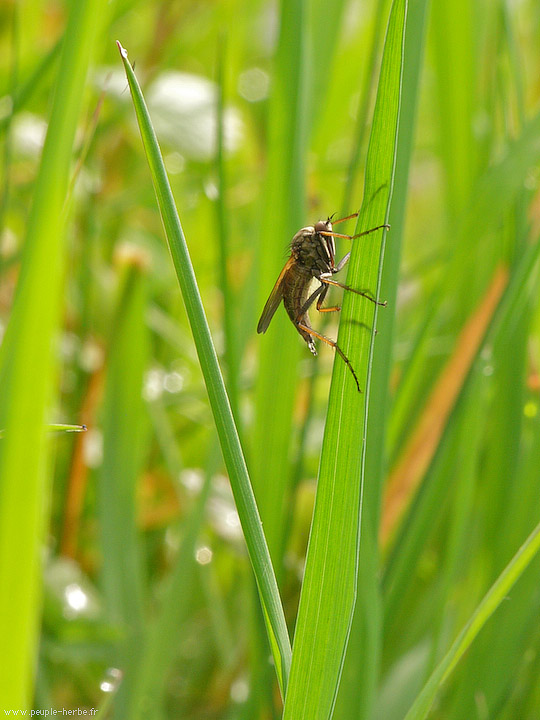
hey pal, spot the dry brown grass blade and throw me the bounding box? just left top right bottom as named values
left=381, top=264, right=509, bottom=546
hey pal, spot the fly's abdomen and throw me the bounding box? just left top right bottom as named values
left=283, top=269, right=316, bottom=349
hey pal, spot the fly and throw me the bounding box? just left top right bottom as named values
left=257, top=212, right=389, bottom=392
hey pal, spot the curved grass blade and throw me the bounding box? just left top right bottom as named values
left=116, top=41, right=291, bottom=695
left=282, top=1, right=407, bottom=718
left=404, top=520, right=540, bottom=720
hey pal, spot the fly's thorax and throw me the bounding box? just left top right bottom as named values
left=290, top=220, right=334, bottom=276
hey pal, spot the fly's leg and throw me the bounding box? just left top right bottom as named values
left=319, top=274, right=387, bottom=307
left=298, top=283, right=326, bottom=318
left=317, top=305, right=341, bottom=312
left=318, top=224, right=389, bottom=306
left=334, top=252, right=351, bottom=273
left=296, top=321, right=361, bottom=392
left=313, top=281, right=375, bottom=331
left=331, top=188, right=388, bottom=226
left=319, top=223, right=390, bottom=241
left=298, top=283, right=342, bottom=317
left=331, top=211, right=359, bottom=226
left=316, top=283, right=341, bottom=313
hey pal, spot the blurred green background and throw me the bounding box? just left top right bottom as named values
left=1, top=0, right=540, bottom=718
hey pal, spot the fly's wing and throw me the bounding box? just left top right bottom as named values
left=257, top=257, right=294, bottom=334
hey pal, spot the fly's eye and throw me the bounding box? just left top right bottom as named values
left=314, top=220, right=328, bottom=234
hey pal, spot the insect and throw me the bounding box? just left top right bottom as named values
left=257, top=212, right=389, bottom=392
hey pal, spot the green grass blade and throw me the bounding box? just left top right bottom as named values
left=334, top=0, right=429, bottom=715
left=98, top=265, right=149, bottom=717
left=309, top=0, right=348, bottom=127
left=282, top=1, right=407, bottom=718
left=383, top=123, right=540, bottom=624
left=250, top=0, right=310, bottom=564
left=116, top=42, right=291, bottom=695
left=431, top=0, right=478, bottom=217
left=365, top=0, right=429, bottom=524
left=129, top=447, right=217, bottom=719
left=388, top=107, right=540, bottom=461
left=341, top=0, right=391, bottom=214
left=0, top=38, right=61, bottom=134
left=214, top=37, right=239, bottom=421
left=404, top=520, right=540, bottom=720
left=0, top=0, right=106, bottom=706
